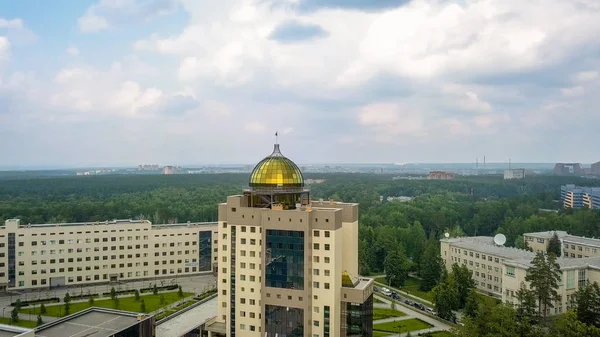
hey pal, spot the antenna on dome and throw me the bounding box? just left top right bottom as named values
left=275, top=131, right=279, bottom=145
left=494, top=233, right=506, bottom=246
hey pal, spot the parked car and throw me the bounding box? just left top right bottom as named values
left=414, top=303, right=426, bottom=311
left=374, top=286, right=379, bottom=292
left=404, top=299, right=414, bottom=305
left=426, top=307, right=436, bottom=314
left=381, top=288, right=392, bottom=296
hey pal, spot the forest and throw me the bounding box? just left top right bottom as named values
left=1, top=172, right=600, bottom=277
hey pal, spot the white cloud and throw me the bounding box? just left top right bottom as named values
left=442, top=84, right=492, bottom=113
left=0, top=36, right=9, bottom=61
left=244, top=121, right=267, bottom=133
left=561, top=86, right=585, bottom=97
left=358, top=103, right=424, bottom=142
left=78, top=14, right=110, bottom=33
left=66, top=47, right=80, bottom=56
left=78, top=0, right=178, bottom=33
left=0, top=18, right=23, bottom=29
left=574, top=71, right=598, bottom=82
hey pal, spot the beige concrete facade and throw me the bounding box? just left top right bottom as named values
left=440, top=236, right=532, bottom=299
left=524, top=231, right=600, bottom=258
left=442, top=234, right=600, bottom=316
left=215, top=195, right=372, bottom=337
left=0, top=219, right=217, bottom=291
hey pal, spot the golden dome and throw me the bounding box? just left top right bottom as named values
left=249, top=144, right=304, bottom=188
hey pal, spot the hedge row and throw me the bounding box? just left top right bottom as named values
left=11, top=297, right=60, bottom=307
left=139, top=284, right=179, bottom=293
left=70, top=293, right=99, bottom=301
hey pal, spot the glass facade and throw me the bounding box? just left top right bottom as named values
left=265, top=230, right=304, bottom=290
left=341, top=295, right=373, bottom=337
left=230, top=226, right=236, bottom=337
left=8, top=233, right=15, bottom=287
left=324, top=305, right=330, bottom=337
left=198, top=231, right=212, bottom=271
left=265, top=305, right=304, bottom=337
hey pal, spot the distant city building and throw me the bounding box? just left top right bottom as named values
left=204, top=143, right=374, bottom=337
left=427, top=171, right=454, bottom=180
left=163, top=166, right=181, bottom=175
left=592, top=161, right=600, bottom=176
left=561, top=184, right=600, bottom=209
left=138, top=164, right=160, bottom=171
left=304, top=179, right=326, bottom=185
left=554, top=163, right=585, bottom=175
left=503, top=168, right=525, bottom=180
left=0, top=219, right=217, bottom=292
left=441, top=234, right=600, bottom=316
left=386, top=196, right=413, bottom=203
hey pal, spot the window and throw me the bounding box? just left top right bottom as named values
left=314, top=243, right=319, bottom=250
left=578, top=269, right=587, bottom=288
left=506, top=267, right=515, bottom=277
left=324, top=244, right=330, bottom=251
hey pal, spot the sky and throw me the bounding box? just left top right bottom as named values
left=1, top=0, right=600, bottom=168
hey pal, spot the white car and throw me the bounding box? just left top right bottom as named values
left=381, top=287, right=392, bottom=296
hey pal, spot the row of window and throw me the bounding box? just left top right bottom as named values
left=564, top=243, right=598, bottom=254
left=453, top=248, right=501, bottom=263
left=11, top=266, right=203, bottom=287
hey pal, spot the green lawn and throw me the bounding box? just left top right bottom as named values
left=20, top=292, right=193, bottom=317
left=373, top=307, right=406, bottom=321
left=373, top=331, right=391, bottom=337
left=0, top=317, right=38, bottom=328
left=373, top=318, right=433, bottom=333
left=375, top=276, right=434, bottom=302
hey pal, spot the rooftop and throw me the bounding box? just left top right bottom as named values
left=563, top=235, right=600, bottom=248
left=442, top=236, right=536, bottom=261
left=35, top=308, right=148, bottom=337
left=524, top=231, right=600, bottom=248
left=3, top=219, right=216, bottom=230
left=0, top=324, right=32, bottom=337
left=524, top=231, right=568, bottom=239
left=506, top=256, right=600, bottom=271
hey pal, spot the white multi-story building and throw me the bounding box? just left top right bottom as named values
left=202, top=143, right=374, bottom=337
left=0, top=218, right=218, bottom=292
left=524, top=230, right=600, bottom=258
left=441, top=235, right=600, bottom=316
left=504, top=168, right=525, bottom=180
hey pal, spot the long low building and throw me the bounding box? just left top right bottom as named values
left=0, top=218, right=218, bottom=291
left=441, top=235, right=600, bottom=315
left=524, top=230, right=600, bottom=258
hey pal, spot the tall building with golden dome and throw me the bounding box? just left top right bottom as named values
left=202, top=142, right=374, bottom=337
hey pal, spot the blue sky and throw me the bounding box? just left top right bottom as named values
left=1, top=0, right=600, bottom=167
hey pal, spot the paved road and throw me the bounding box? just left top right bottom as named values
left=0, top=274, right=216, bottom=321
left=374, top=294, right=452, bottom=335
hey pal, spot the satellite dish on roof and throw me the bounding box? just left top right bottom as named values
left=494, top=233, right=506, bottom=246
left=444, top=233, right=450, bottom=238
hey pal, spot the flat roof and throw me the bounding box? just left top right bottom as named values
left=506, top=256, right=600, bottom=271
left=563, top=235, right=600, bottom=248
left=0, top=324, right=32, bottom=337
left=156, top=297, right=217, bottom=337
left=524, top=231, right=600, bottom=248
left=442, top=236, right=536, bottom=261
left=35, top=308, right=143, bottom=337
left=523, top=231, right=568, bottom=239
